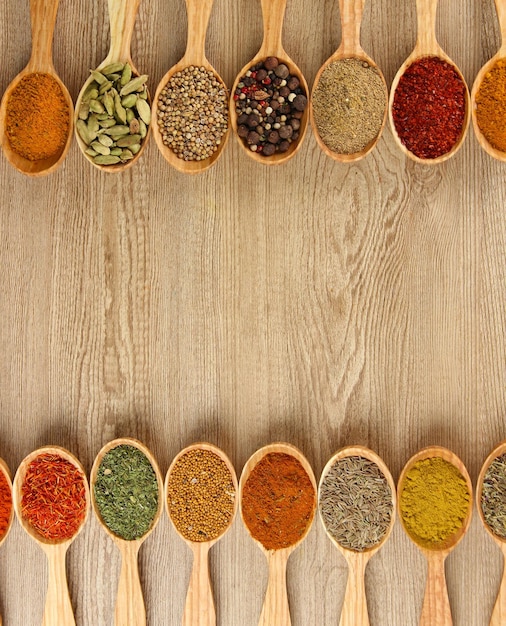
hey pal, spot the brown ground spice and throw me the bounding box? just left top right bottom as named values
left=475, top=59, right=506, bottom=153
left=241, top=452, right=315, bottom=550
left=6, top=72, right=70, bottom=161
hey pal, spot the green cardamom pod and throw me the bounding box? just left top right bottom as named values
left=90, top=69, right=108, bottom=85
left=89, top=99, right=105, bottom=114
left=121, top=94, right=137, bottom=108
left=101, top=62, right=125, bottom=76
left=139, top=120, right=147, bottom=139
left=103, top=93, right=115, bottom=116
left=76, top=119, right=92, bottom=145
left=129, top=143, right=141, bottom=155
left=88, top=114, right=100, bottom=135
left=90, top=141, right=111, bottom=156
left=116, top=134, right=142, bottom=147
left=110, top=148, right=123, bottom=156
left=136, top=99, right=151, bottom=125
left=120, top=149, right=134, bottom=161
left=94, top=155, right=121, bottom=165
left=114, top=93, right=127, bottom=125
left=120, top=63, right=132, bottom=86
left=98, top=134, right=114, bottom=148
left=78, top=103, right=90, bottom=120
left=99, top=81, right=113, bottom=95
left=126, top=109, right=135, bottom=123
left=119, top=75, right=149, bottom=96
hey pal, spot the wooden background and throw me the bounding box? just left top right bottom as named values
left=0, top=0, right=503, bottom=623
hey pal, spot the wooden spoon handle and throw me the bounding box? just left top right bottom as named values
left=339, top=553, right=370, bottom=626
left=182, top=543, right=215, bottom=626
left=115, top=542, right=146, bottom=626
left=338, top=0, right=365, bottom=57
left=182, top=0, right=215, bottom=66
left=28, top=0, right=59, bottom=71
left=415, top=0, right=439, bottom=54
left=490, top=548, right=506, bottom=626
left=104, top=0, right=141, bottom=65
left=42, top=544, right=76, bottom=626
left=420, top=553, right=452, bottom=626
left=259, top=0, right=288, bottom=58
left=496, top=0, right=506, bottom=54
left=258, top=550, right=291, bottom=626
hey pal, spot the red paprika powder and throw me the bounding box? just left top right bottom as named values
left=241, top=452, right=315, bottom=550
left=392, top=56, right=467, bottom=159
left=0, top=469, right=12, bottom=540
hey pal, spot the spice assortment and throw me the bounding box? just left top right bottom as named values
left=76, top=63, right=150, bottom=167
left=232, top=57, right=307, bottom=156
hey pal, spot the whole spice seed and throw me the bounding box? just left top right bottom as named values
left=319, top=456, right=393, bottom=552
left=392, top=56, right=467, bottom=159
left=77, top=63, right=149, bottom=166
left=167, top=448, right=235, bottom=542
left=6, top=73, right=70, bottom=161
left=399, top=457, right=470, bottom=549
left=157, top=66, right=228, bottom=161
left=94, top=445, right=159, bottom=541
left=312, top=58, right=386, bottom=155
left=241, top=452, right=315, bottom=550
left=481, top=453, right=506, bottom=539
left=21, top=453, right=87, bottom=541
left=233, top=57, right=307, bottom=156
left=0, top=470, right=12, bottom=540
left=475, top=59, right=506, bottom=153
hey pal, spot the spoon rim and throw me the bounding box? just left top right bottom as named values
left=397, top=445, right=473, bottom=555
left=318, top=445, right=396, bottom=556
left=164, top=442, right=238, bottom=546
left=90, top=437, right=164, bottom=545
left=388, top=52, right=471, bottom=165
left=151, top=60, right=230, bottom=174
left=12, top=445, right=90, bottom=546
left=310, top=53, right=388, bottom=163
left=229, top=53, right=309, bottom=166
left=476, top=440, right=506, bottom=544
left=239, top=442, right=317, bottom=554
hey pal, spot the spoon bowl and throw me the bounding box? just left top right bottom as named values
left=477, top=440, right=506, bottom=624
left=152, top=0, right=229, bottom=174
left=240, top=442, right=316, bottom=625
left=229, top=0, right=309, bottom=165
left=165, top=442, right=238, bottom=625
left=388, top=0, right=470, bottom=164
left=398, top=446, right=472, bottom=626
left=13, top=446, right=89, bottom=626
left=91, top=437, right=163, bottom=626
left=318, top=446, right=396, bottom=626
left=0, top=0, right=73, bottom=176
left=310, top=0, right=388, bottom=162
left=471, top=0, right=506, bottom=161
left=74, top=0, right=150, bottom=172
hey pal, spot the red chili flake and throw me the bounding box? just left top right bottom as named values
left=21, top=453, right=87, bottom=541
left=392, top=56, right=467, bottom=159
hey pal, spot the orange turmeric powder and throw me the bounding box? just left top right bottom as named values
left=5, top=72, right=70, bottom=161
left=475, top=59, right=506, bottom=153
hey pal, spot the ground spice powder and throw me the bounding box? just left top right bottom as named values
left=6, top=72, right=70, bottom=161
left=392, top=56, right=466, bottom=159
left=0, top=470, right=11, bottom=540
left=475, top=59, right=506, bottom=153
left=241, top=452, right=315, bottom=550
left=399, top=457, right=470, bottom=549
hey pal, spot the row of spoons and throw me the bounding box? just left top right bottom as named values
left=0, top=439, right=506, bottom=625
left=1, top=0, right=505, bottom=177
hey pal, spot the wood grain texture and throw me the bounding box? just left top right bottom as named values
left=0, top=0, right=503, bottom=624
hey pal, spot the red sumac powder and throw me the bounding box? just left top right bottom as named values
left=241, top=452, right=315, bottom=550
left=392, top=56, right=467, bottom=159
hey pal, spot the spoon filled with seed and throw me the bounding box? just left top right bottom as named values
left=166, top=443, right=238, bottom=625
left=310, top=0, right=388, bottom=162
left=152, top=0, right=229, bottom=173
left=240, top=443, right=316, bottom=625
left=74, top=0, right=151, bottom=171
left=0, top=0, right=73, bottom=176
left=91, top=438, right=163, bottom=626
left=319, top=446, right=396, bottom=625
left=230, top=0, right=309, bottom=164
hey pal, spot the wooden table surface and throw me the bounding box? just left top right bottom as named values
left=0, top=0, right=504, bottom=624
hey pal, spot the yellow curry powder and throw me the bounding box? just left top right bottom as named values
left=475, top=59, right=506, bottom=153
left=399, top=457, right=470, bottom=549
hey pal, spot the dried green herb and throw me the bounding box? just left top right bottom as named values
left=319, top=456, right=393, bottom=552
left=481, top=453, right=506, bottom=538
left=94, top=445, right=159, bottom=541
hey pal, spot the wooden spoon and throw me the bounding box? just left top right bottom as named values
left=471, top=0, right=506, bottom=161
left=0, top=0, right=73, bottom=176
left=397, top=446, right=473, bottom=626
left=476, top=440, right=506, bottom=625
left=152, top=0, right=229, bottom=174
left=388, top=0, right=470, bottom=164
left=12, top=446, right=89, bottom=626
left=310, top=0, right=388, bottom=162
left=74, top=0, right=150, bottom=172
left=318, top=446, right=396, bottom=626
left=240, top=443, right=316, bottom=626
left=165, top=443, right=238, bottom=625
left=90, top=437, right=163, bottom=626
left=229, top=0, right=309, bottom=165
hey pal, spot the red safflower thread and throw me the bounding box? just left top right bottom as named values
left=0, top=469, right=12, bottom=539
